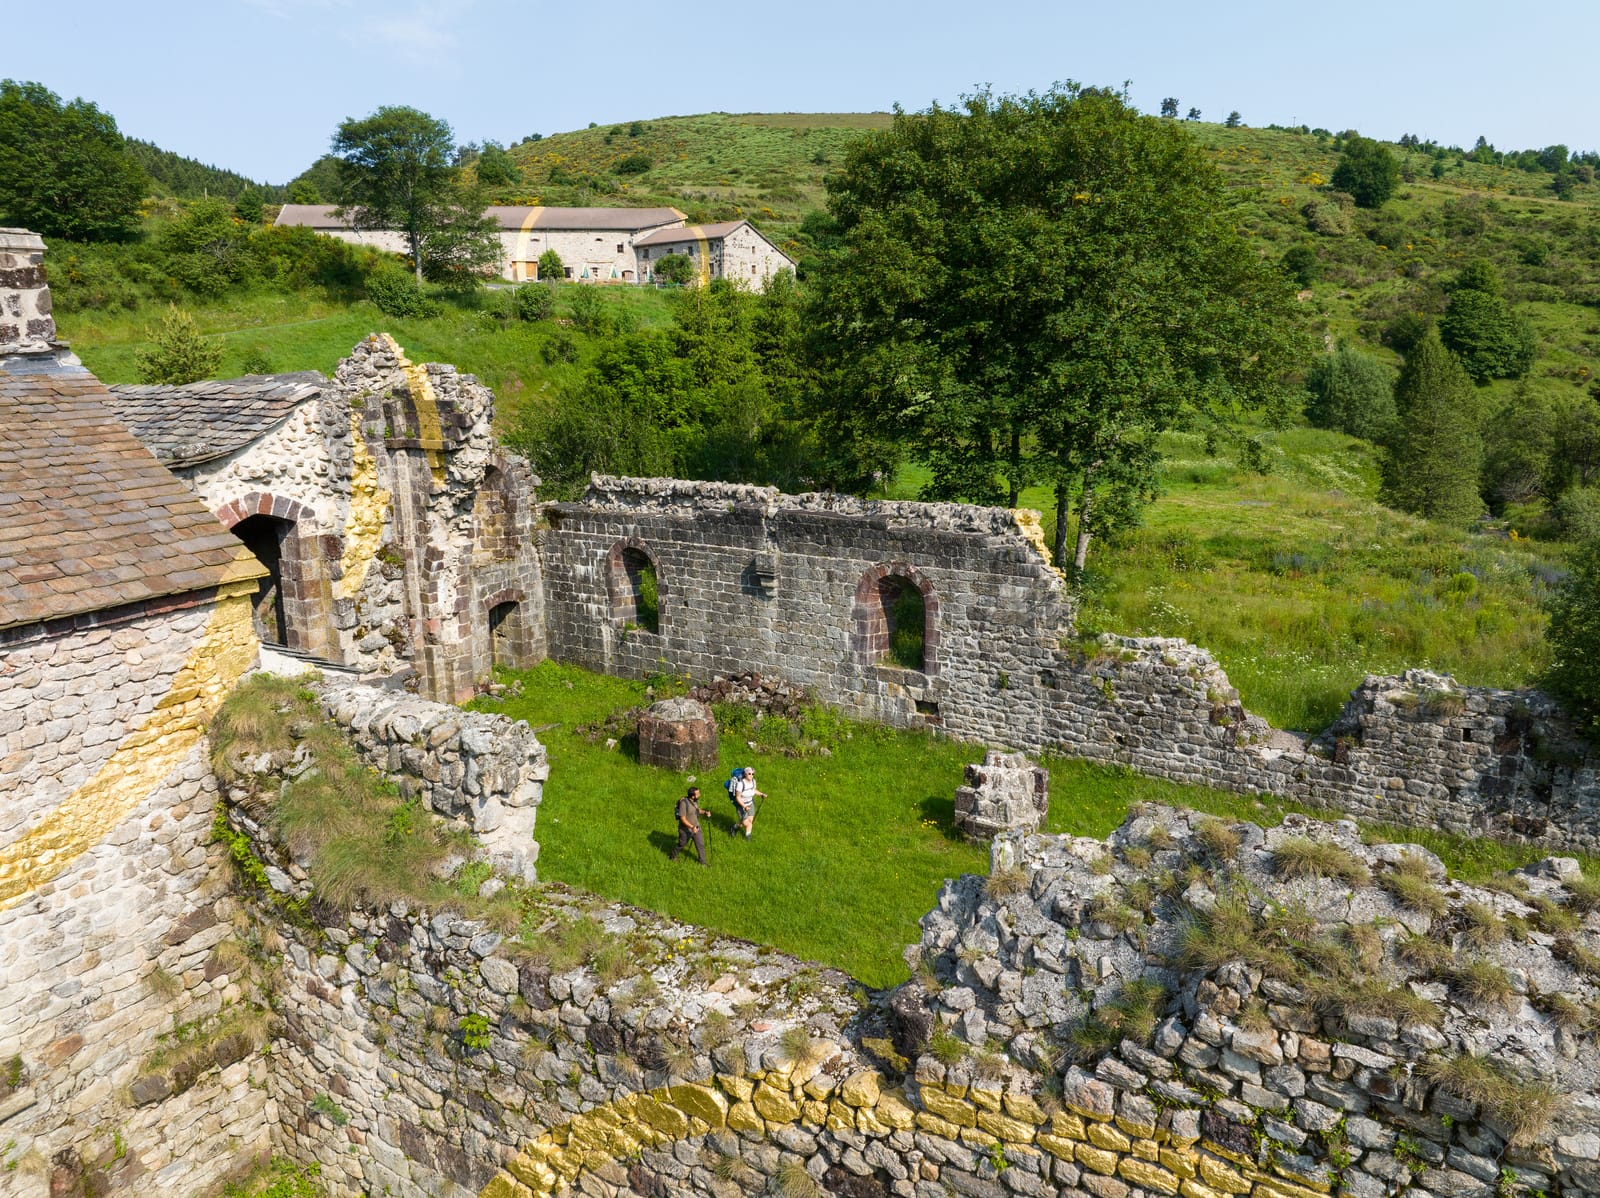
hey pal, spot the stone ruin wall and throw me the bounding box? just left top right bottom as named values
left=170, top=335, right=545, bottom=701
left=0, top=586, right=268, bottom=1197
left=540, top=476, right=1600, bottom=854
left=315, top=680, right=548, bottom=883
left=216, top=788, right=1600, bottom=1198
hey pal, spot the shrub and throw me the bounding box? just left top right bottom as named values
left=514, top=282, right=555, bottom=321
left=539, top=329, right=578, bottom=364
left=615, top=153, right=652, bottom=175
left=1272, top=837, right=1371, bottom=886
left=135, top=305, right=224, bottom=385
left=1282, top=244, right=1319, bottom=287
left=537, top=248, right=565, bottom=282
left=365, top=266, right=434, bottom=318
left=1332, top=136, right=1400, bottom=208
left=1545, top=536, right=1600, bottom=736
left=654, top=252, right=695, bottom=285
left=1305, top=342, right=1395, bottom=442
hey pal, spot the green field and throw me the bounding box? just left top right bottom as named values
left=884, top=426, right=1563, bottom=733
left=472, top=663, right=1597, bottom=988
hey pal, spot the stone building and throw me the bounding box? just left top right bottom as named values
left=106, top=338, right=545, bottom=704
left=633, top=220, right=795, bottom=288
left=0, top=228, right=271, bottom=1192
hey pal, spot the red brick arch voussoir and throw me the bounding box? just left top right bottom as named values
left=214, top=491, right=319, bottom=531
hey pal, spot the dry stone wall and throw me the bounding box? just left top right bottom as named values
left=541, top=477, right=1600, bottom=854
left=315, top=680, right=547, bottom=882
left=225, top=781, right=1600, bottom=1198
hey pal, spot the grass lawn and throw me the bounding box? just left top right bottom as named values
left=57, top=283, right=675, bottom=430
left=882, top=425, right=1564, bottom=734
left=473, top=662, right=1595, bottom=989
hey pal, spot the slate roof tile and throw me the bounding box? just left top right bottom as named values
left=105, top=372, right=326, bottom=467
left=0, top=356, right=264, bottom=630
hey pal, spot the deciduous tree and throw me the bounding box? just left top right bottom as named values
left=1544, top=534, right=1600, bottom=736
left=1438, top=261, right=1535, bottom=383
left=1305, top=342, right=1395, bottom=441
left=0, top=80, right=146, bottom=241
left=805, top=86, right=1305, bottom=573
left=1332, top=135, right=1400, bottom=208
left=331, top=106, right=498, bottom=282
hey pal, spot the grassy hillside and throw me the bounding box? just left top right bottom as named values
left=492, top=112, right=894, bottom=249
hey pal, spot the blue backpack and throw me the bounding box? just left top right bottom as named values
left=724, top=767, right=750, bottom=806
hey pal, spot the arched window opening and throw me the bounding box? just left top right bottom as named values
left=232, top=514, right=294, bottom=645
left=852, top=564, right=938, bottom=676
left=881, top=576, right=925, bottom=671
left=608, top=541, right=662, bottom=636
left=621, top=548, right=659, bottom=634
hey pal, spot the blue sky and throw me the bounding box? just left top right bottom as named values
left=10, top=0, right=1597, bottom=184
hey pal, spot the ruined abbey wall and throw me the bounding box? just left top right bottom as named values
left=0, top=586, right=268, bottom=1196
left=542, top=477, right=1600, bottom=853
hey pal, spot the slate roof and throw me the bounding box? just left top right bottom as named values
left=634, top=221, right=749, bottom=247
left=274, top=204, right=686, bottom=233
left=0, top=356, right=261, bottom=631
left=106, top=372, right=325, bottom=468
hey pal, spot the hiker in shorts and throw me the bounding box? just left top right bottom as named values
left=669, top=786, right=710, bottom=866
left=732, top=767, right=766, bottom=839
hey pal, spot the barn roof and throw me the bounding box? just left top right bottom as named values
left=633, top=221, right=750, bottom=247
left=274, top=204, right=686, bottom=233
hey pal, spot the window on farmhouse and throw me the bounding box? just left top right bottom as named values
left=616, top=243, right=623, bottom=253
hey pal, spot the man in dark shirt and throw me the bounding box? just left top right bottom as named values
left=669, top=786, right=710, bottom=866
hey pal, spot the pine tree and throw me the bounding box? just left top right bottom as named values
left=1383, top=329, right=1483, bottom=524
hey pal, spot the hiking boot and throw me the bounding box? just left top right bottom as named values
left=744, top=828, right=751, bottom=839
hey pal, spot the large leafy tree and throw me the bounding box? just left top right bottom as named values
left=806, top=85, right=1305, bottom=571
left=0, top=80, right=146, bottom=241
left=331, top=106, right=498, bottom=282
left=1305, top=342, right=1395, bottom=442
left=1438, top=261, right=1535, bottom=383
left=1331, top=135, right=1400, bottom=209
left=1383, top=328, right=1483, bottom=524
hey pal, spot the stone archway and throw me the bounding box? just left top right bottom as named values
left=215, top=492, right=334, bottom=658
left=851, top=563, right=940, bottom=676
left=483, top=587, right=534, bottom=673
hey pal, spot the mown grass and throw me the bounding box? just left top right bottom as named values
left=884, top=424, right=1564, bottom=732
left=472, top=662, right=1599, bottom=987
left=58, top=282, right=675, bottom=429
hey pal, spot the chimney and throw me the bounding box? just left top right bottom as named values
left=0, top=228, right=58, bottom=356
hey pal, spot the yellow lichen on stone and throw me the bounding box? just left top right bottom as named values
left=334, top=405, right=392, bottom=602
left=726, top=1102, right=764, bottom=1134
left=913, top=1111, right=961, bottom=1139
left=1087, top=1122, right=1132, bottom=1152
left=967, top=1086, right=1002, bottom=1112
left=1198, top=1155, right=1252, bottom=1193
left=1131, top=1136, right=1161, bottom=1161
left=1119, top=1158, right=1182, bottom=1195
left=975, top=1110, right=1036, bottom=1144
left=918, top=1087, right=978, bottom=1128
left=1011, top=507, right=1062, bottom=578
left=478, top=1172, right=534, bottom=1198
left=751, top=1083, right=801, bottom=1123
left=838, top=1070, right=881, bottom=1108
left=1182, top=1181, right=1227, bottom=1198
left=1050, top=1112, right=1088, bottom=1140
left=667, top=1084, right=728, bottom=1130
left=801, top=1098, right=829, bottom=1125
left=1036, top=1134, right=1079, bottom=1162
left=717, top=1073, right=753, bottom=1102
left=1002, top=1092, right=1046, bottom=1124
left=1162, top=1148, right=1198, bottom=1179
left=1075, top=1144, right=1120, bottom=1175
left=633, top=1095, right=690, bottom=1139
left=0, top=583, right=258, bottom=911
left=874, top=1092, right=916, bottom=1131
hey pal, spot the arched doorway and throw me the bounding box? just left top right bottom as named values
left=607, top=540, right=661, bottom=635
left=488, top=601, right=520, bottom=670
left=232, top=514, right=293, bottom=645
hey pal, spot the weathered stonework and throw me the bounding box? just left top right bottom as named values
left=542, top=477, right=1600, bottom=854
left=316, top=679, right=547, bottom=882
left=952, top=750, right=1048, bottom=842
left=637, top=696, right=719, bottom=770
left=0, top=229, right=56, bottom=353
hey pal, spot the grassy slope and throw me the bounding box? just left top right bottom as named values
left=477, top=663, right=1597, bottom=988
left=885, top=426, right=1557, bottom=732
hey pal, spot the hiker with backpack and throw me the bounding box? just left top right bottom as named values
left=727, top=766, right=766, bottom=839
left=669, top=786, right=710, bottom=866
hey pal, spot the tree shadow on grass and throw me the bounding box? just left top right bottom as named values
left=916, top=793, right=965, bottom=844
